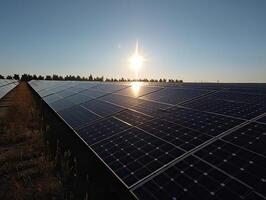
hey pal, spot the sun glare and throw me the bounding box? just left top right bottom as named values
left=129, top=41, right=144, bottom=78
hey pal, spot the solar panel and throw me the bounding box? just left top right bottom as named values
left=58, top=105, right=101, bottom=129
left=142, top=88, right=210, bottom=105
left=207, top=91, right=266, bottom=105
left=159, top=107, right=244, bottom=136
left=116, top=85, right=161, bottom=98
left=64, top=93, right=92, bottom=105
left=130, top=100, right=171, bottom=117
left=92, top=83, right=128, bottom=92
left=100, top=93, right=143, bottom=107
left=91, top=127, right=184, bottom=187
left=43, top=94, right=62, bottom=104
left=195, top=140, right=266, bottom=197
left=257, top=116, right=266, bottom=124
left=133, top=155, right=260, bottom=200
left=77, top=117, right=131, bottom=145
left=81, top=99, right=124, bottom=117
left=114, top=109, right=153, bottom=126
left=221, top=122, right=266, bottom=156
left=49, top=98, right=75, bottom=111
left=28, top=80, right=266, bottom=199
left=183, top=98, right=266, bottom=119
left=56, top=89, right=77, bottom=98
left=0, top=79, right=18, bottom=99
left=138, top=119, right=212, bottom=151
left=79, top=88, right=107, bottom=98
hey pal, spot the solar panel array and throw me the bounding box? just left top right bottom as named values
left=29, top=80, right=266, bottom=200
left=0, top=79, right=19, bottom=99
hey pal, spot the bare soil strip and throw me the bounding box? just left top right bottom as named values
left=0, top=82, right=63, bottom=199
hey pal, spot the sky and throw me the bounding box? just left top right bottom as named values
left=0, top=0, right=266, bottom=82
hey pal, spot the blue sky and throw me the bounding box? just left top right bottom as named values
left=0, top=0, right=266, bottom=82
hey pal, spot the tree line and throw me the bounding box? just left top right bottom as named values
left=0, top=74, right=183, bottom=83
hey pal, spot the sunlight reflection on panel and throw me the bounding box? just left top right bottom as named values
left=131, top=82, right=143, bottom=97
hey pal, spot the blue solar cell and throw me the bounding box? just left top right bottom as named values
left=138, top=119, right=212, bottom=151
left=57, top=89, right=77, bottom=98
left=114, top=109, right=153, bottom=126
left=257, top=116, right=266, bottom=124
left=130, top=100, right=171, bottom=116
left=142, top=88, right=210, bottom=105
left=222, top=122, right=266, bottom=157
left=49, top=98, right=75, bottom=111
left=183, top=98, right=266, bottom=119
left=195, top=140, right=266, bottom=197
left=43, top=94, right=62, bottom=104
left=133, top=155, right=256, bottom=200
left=92, top=127, right=184, bottom=187
left=116, top=85, right=161, bottom=98
left=80, top=89, right=107, bottom=98
left=92, top=83, right=127, bottom=92
left=81, top=99, right=124, bottom=117
left=159, top=107, right=244, bottom=136
left=65, top=93, right=92, bottom=105
left=207, top=91, right=266, bottom=105
left=58, top=105, right=101, bottom=129
left=100, top=93, right=143, bottom=107
left=77, top=117, right=131, bottom=145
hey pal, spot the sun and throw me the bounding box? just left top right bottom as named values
left=129, top=41, right=144, bottom=77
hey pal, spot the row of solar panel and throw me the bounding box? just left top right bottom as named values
left=29, top=80, right=266, bottom=199
left=0, top=79, right=19, bottom=99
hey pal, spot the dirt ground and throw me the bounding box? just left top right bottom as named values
left=0, top=82, right=63, bottom=199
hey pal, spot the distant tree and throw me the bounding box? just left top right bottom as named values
left=52, top=74, right=59, bottom=80
left=0, top=74, right=5, bottom=79
left=45, top=75, right=52, bottom=80
left=20, top=74, right=32, bottom=81
left=32, top=74, right=38, bottom=80
left=88, top=74, right=93, bottom=81
left=13, top=74, right=20, bottom=80
left=6, top=75, right=12, bottom=79
left=37, top=75, right=44, bottom=80
left=76, top=75, right=81, bottom=81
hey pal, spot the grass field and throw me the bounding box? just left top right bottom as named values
left=0, top=82, right=63, bottom=199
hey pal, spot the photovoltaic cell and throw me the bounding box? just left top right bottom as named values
left=195, top=140, right=266, bottom=197
left=28, top=80, right=266, bottom=199
left=58, top=105, right=101, bottom=129
left=114, top=109, right=153, bottom=126
left=116, top=85, right=161, bottom=98
left=183, top=98, right=266, bottom=119
left=92, top=83, right=127, bottom=92
left=80, top=89, right=107, bottom=98
left=138, top=119, right=212, bottom=151
left=133, top=155, right=259, bottom=200
left=43, top=94, right=62, bottom=104
left=222, top=122, right=266, bottom=157
left=100, top=94, right=143, bottom=107
left=57, top=89, right=77, bottom=98
left=65, top=93, right=92, bottom=105
left=81, top=99, right=124, bottom=117
left=159, top=107, right=244, bottom=136
left=49, top=99, right=76, bottom=112
left=207, top=91, right=266, bottom=105
left=257, top=116, right=266, bottom=124
left=77, top=117, right=131, bottom=145
left=130, top=100, right=171, bottom=117
left=92, top=127, right=184, bottom=187
left=142, top=88, right=209, bottom=105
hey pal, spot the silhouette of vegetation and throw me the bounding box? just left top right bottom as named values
left=6, top=75, right=12, bottom=79
left=0, top=73, right=183, bottom=83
